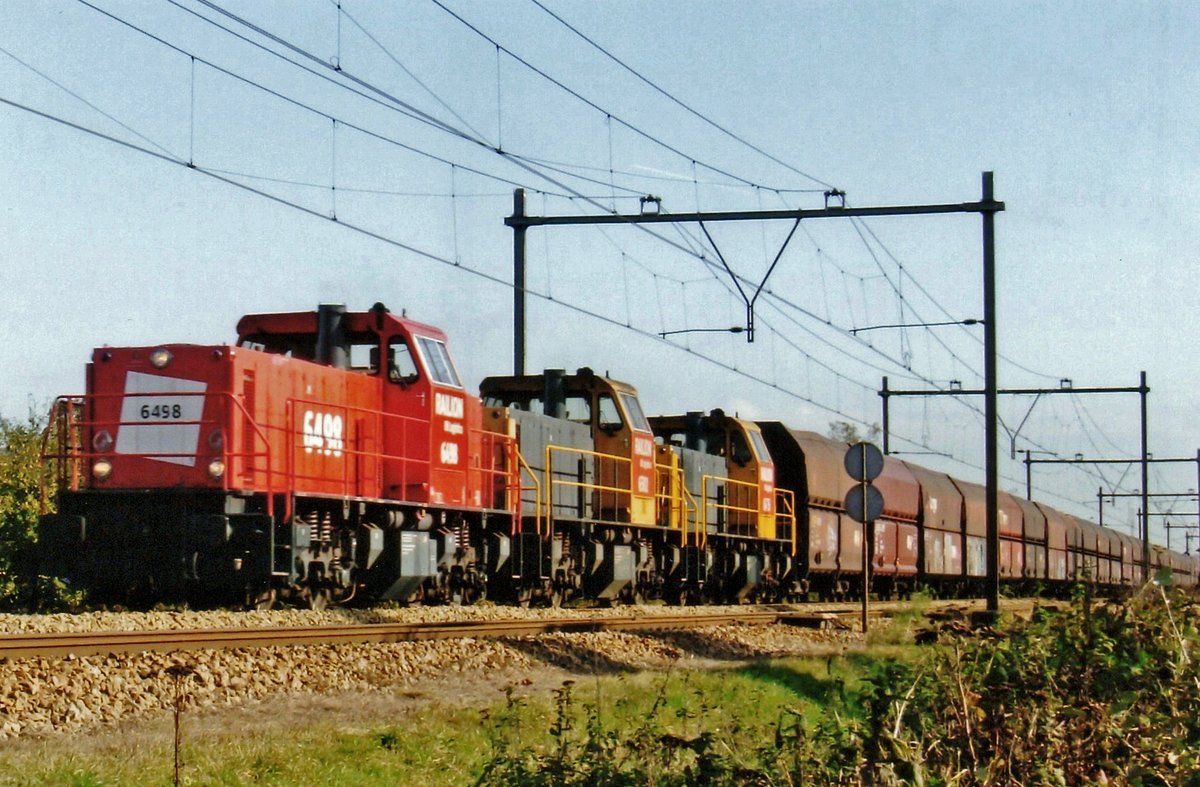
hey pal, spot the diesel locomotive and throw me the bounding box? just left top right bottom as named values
left=38, top=303, right=1197, bottom=608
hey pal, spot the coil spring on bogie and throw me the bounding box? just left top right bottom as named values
left=454, top=518, right=469, bottom=556
left=302, top=511, right=334, bottom=546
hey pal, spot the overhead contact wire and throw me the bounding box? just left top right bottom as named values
left=47, top=5, right=1072, bottom=496
left=526, top=0, right=834, bottom=189
left=426, top=0, right=778, bottom=191
left=0, top=94, right=955, bottom=467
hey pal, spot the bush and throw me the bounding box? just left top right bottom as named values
left=825, top=586, right=1200, bottom=785
left=0, top=410, right=83, bottom=611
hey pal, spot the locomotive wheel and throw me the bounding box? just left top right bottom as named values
left=305, top=587, right=332, bottom=611
left=516, top=587, right=534, bottom=609
left=250, top=589, right=277, bottom=611
left=454, top=584, right=485, bottom=605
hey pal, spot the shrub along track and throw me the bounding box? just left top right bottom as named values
left=0, top=598, right=1032, bottom=739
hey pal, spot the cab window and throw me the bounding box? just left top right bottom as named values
left=415, top=336, right=462, bottom=388
left=597, top=394, right=623, bottom=433
left=730, top=430, right=753, bottom=466
left=349, top=335, right=379, bottom=374
left=564, top=395, right=591, bottom=423
left=618, top=392, right=650, bottom=432
left=748, top=429, right=770, bottom=462
left=388, top=338, right=419, bottom=384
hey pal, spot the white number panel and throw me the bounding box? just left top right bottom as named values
left=115, top=371, right=207, bottom=467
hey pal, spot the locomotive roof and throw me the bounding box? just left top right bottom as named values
left=480, top=367, right=638, bottom=396
left=648, top=409, right=762, bottom=432
left=235, top=303, right=447, bottom=342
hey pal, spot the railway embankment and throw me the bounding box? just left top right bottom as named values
left=0, top=605, right=861, bottom=738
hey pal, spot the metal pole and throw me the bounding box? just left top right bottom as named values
left=881, top=376, right=890, bottom=455
left=861, top=512, right=869, bottom=633
left=1137, top=507, right=1144, bottom=570
left=1098, top=487, right=1104, bottom=528
left=982, top=172, right=999, bottom=614
left=860, top=449, right=870, bottom=633
left=512, top=189, right=527, bottom=375
left=1140, top=371, right=1149, bottom=577
left=1025, top=451, right=1032, bottom=500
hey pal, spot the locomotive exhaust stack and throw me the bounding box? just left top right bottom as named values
left=314, top=303, right=349, bottom=370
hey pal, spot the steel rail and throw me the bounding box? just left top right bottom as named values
left=0, top=610, right=846, bottom=660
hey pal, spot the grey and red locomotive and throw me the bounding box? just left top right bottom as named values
left=38, top=303, right=1197, bottom=607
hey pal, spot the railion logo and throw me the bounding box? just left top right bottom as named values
left=303, top=410, right=344, bottom=457
left=435, top=392, right=464, bottom=419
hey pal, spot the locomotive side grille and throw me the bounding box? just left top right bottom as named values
left=242, top=370, right=256, bottom=484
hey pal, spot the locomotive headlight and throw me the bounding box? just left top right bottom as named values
left=207, top=429, right=225, bottom=451
left=92, top=459, right=113, bottom=480
left=149, top=347, right=173, bottom=369
left=207, top=459, right=226, bottom=479
left=92, top=430, right=114, bottom=452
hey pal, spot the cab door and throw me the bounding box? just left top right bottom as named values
left=591, top=390, right=655, bottom=526
left=412, top=334, right=470, bottom=507
left=380, top=333, right=432, bottom=503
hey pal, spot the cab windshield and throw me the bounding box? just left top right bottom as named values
left=415, top=336, right=462, bottom=387
left=618, top=392, right=650, bottom=431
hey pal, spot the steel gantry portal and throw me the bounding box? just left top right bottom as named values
left=880, top=372, right=1154, bottom=575
left=507, top=173, right=1006, bottom=613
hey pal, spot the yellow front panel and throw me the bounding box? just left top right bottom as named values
left=631, top=493, right=655, bottom=526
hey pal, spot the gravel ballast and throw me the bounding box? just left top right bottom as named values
left=0, top=606, right=861, bottom=739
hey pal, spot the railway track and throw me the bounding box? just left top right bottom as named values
left=0, top=609, right=858, bottom=660
left=0, top=597, right=1038, bottom=661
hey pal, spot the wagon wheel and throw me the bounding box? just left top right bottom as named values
left=459, top=579, right=487, bottom=606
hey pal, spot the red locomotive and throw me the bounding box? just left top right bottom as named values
left=39, top=303, right=1197, bottom=607
left=41, top=303, right=523, bottom=607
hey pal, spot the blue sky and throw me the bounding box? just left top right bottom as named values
left=3, top=1, right=1198, bottom=545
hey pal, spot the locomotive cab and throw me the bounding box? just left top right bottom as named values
left=236, top=302, right=483, bottom=508
left=648, top=410, right=789, bottom=542
left=480, top=368, right=655, bottom=526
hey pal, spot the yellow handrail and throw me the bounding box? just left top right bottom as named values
left=776, top=488, right=797, bottom=554
left=543, top=443, right=637, bottom=527
left=512, top=444, right=544, bottom=536
left=653, top=459, right=698, bottom=544
left=679, top=483, right=700, bottom=547
left=700, top=474, right=764, bottom=545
